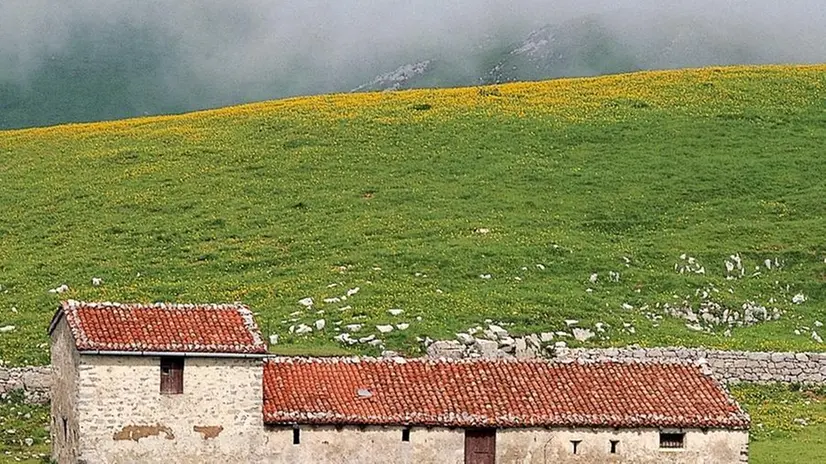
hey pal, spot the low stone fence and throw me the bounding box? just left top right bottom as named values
left=554, top=347, right=826, bottom=384
left=0, top=366, right=51, bottom=404
left=426, top=341, right=826, bottom=384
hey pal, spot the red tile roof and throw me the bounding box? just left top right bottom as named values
left=263, top=357, right=749, bottom=429
left=51, top=300, right=267, bottom=354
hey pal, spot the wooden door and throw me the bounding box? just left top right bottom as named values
left=465, top=429, right=496, bottom=464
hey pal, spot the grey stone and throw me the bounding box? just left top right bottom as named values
left=473, top=339, right=500, bottom=358
left=426, top=341, right=465, bottom=359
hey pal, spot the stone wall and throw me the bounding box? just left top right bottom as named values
left=0, top=366, right=51, bottom=404
left=74, top=355, right=263, bottom=464
left=554, top=347, right=826, bottom=384
left=425, top=341, right=826, bottom=384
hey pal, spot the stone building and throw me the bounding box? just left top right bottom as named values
left=50, top=300, right=750, bottom=463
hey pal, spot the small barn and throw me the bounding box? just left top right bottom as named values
left=49, top=300, right=750, bottom=463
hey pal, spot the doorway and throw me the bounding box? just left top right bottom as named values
left=465, top=429, right=496, bottom=464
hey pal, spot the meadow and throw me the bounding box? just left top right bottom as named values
left=0, top=65, right=825, bottom=366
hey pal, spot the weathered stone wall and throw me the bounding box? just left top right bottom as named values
left=0, top=366, right=51, bottom=404
left=74, top=354, right=264, bottom=464
left=262, top=426, right=465, bottom=463
left=50, top=319, right=80, bottom=463
left=260, top=426, right=748, bottom=464
left=425, top=340, right=826, bottom=384
left=497, top=428, right=748, bottom=464
left=554, top=347, right=826, bottom=384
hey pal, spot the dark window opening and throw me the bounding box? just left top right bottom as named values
left=659, top=432, right=685, bottom=449
left=610, top=440, right=619, bottom=454
left=571, top=440, right=582, bottom=454
left=402, top=428, right=411, bottom=442
left=160, top=356, right=184, bottom=394
left=293, top=427, right=300, bottom=445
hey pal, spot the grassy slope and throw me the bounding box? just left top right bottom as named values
left=1, top=65, right=826, bottom=365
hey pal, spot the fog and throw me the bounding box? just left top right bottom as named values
left=1, top=0, right=824, bottom=127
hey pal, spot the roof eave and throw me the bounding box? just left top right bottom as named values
left=79, top=349, right=269, bottom=359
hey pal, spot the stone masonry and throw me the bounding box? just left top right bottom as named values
left=426, top=340, right=826, bottom=385
left=0, top=366, right=51, bottom=404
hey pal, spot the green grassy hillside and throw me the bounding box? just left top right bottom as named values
left=1, top=65, right=825, bottom=365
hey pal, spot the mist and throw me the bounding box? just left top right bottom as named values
left=1, top=0, right=825, bottom=128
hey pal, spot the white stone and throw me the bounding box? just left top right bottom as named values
left=24, top=437, right=33, bottom=447
left=456, top=333, right=475, bottom=345
left=345, top=324, right=363, bottom=332
left=813, top=331, right=824, bottom=344
left=621, top=303, right=633, bottom=310
left=314, top=319, right=326, bottom=331
left=268, top=334, right=279, bottom=345
left=347, top=287, right=360, bottom=297
left=359, top=335, right=376, bottom=343
left=294, top=324, right=312, bottom=335
left=589, top=273, right=598, bottom=283
left=376, top=325, right=394, bottom=333
left=816, top=321, right=824, bottom=328
left=388, top=309, right=404, bottom=316
left=395, top=323, right=409, bottom=331
left=572, top=328, right=595, bottom=342
left=0, top=326, right=14, bottom=333
left=298, top=297, right=314, bottom=307
left=323, top=297, right=341, bottom=304
left=91, top=277, right=103, bottom=286
left=565, top=319, right=579, bottom=327
left=536, top=264, right=545, bottom=270
left=488, top=325, right=508, bottom=338
left=539, top=332, right=554, bottom=342
left=49, top=284, right=69, bottom=294
left=479, top=274, right=492, bottom=279
left=792, top=293, right=806, bottom=304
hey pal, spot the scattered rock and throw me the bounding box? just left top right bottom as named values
left=294, top=324, right=312, bottom=335
left=323, top=297, right=341, bottom=304
left=269, top=334, right=279, bottom=345
left=347, top=287, right=360, bottom=297
left=479, top=274, right=492, bottom=279
left=376, top=325, right=394, bottom=333
left=314, top=319, right=326, bottom=331
left=298, top=297, right=314, bottom=307
left=91, top=277, right=103, bottom=286
left=456, top=333, right=475, bottom=345
left=572, top=328, right=595, bottom=342
left=48, top=284, right=69, bottom=294
left=388, top=309, right=404, bottom=316
left=396, top=323, right=410, bottom=331
left=589, top=273, right=598, bottom=283
left=426, top=340, right=465, bottom=359
left=813, top=331, right=824, bottom=344
left=539, top=332, right=554, bottom=342
left=564, top=319, right=579, bottom=327
left=345, top=324, right=363, bottom=332
left=793, top=293, right=807, bottom=304
left=0, top=326, right=15, bottom=333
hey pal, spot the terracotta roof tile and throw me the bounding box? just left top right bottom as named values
left=263, top=357, right=749, bottom=429
left=52, top=300, right=267, bottom=354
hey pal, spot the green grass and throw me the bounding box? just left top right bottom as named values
left=0, top=65, right=825, bottom=365
left=732, top=384, right=826, bottom=463
left=0, top=391, right=50, bottom=463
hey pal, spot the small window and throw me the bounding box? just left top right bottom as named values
left=659, top=432, right=685, bottom=449
left=610, top=440, right=619, bottom=454
left=571, top=440, right=581, bottom=454
left=402, top=428, right=411, bottom=442
left=62, top=417, right=68, bottom=441
left=293, top=427, right=300, bottom=445
left=160, top=357, right=184, bottom=394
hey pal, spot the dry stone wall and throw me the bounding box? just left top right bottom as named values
left=425, top=340, right=826, bottom=384
left=0, top=366, right=51, bottom=404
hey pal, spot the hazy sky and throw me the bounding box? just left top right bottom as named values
left=0, top=0, right=824, bottom=125
left=2, top=0, right=824, bottom=80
